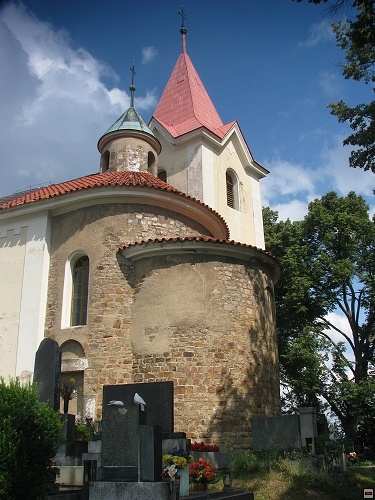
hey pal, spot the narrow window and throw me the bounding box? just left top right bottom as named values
left=148, top=152, right=156, bottom=171
left=158, top=169, right=167, bottom=182
left=71, top=256, right=89, bottom=326
left=100, top=150, right=110, bottom=172
left=226, top=169, right=240, bottom=210
left=226, top=173, right=234, bottom=208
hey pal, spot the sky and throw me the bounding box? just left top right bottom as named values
left=0, top=0, right=374, bottom=221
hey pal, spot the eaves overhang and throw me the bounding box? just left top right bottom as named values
left=120, top=237, right=281, bottom=283
left=0, top=185, right=229, bottom=240
left=97, top=129, right=162, bottom=155
left=150, top=118, right=269, bottom=179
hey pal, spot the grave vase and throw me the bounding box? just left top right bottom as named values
left=179, top=467, right=189, bottom=497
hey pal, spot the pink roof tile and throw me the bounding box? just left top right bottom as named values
left=0, top=171, right=227, bottom=231
left=152, top=52, right=231, bottom=139
left=0, top=172, right=176, bottom=210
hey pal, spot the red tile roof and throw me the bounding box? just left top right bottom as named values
left=152, top=52, right=234, bottom=139
left=0, top=171, right=225, bottom=230
left=0, top=172, right=170, bottom=210
left=120, top=236, right=281, bottom=270
left=122, top=235, right=251, bottom=249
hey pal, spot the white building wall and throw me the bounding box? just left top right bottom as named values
left=250, top=173, right=265, bottom=249
left=201, top=145, right=215, bottom=210
left=0, top=212, right=50, bottom=381
left=151, top=124, right=266, bottom=247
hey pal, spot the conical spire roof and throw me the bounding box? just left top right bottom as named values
left=152, top=41, right=234, bottom=139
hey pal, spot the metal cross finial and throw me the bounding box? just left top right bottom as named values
left=178, top=6, right=187, bottom=52
left=129, top=62, right=136, bottom=108
left=178, top=6, right=187, bottom=29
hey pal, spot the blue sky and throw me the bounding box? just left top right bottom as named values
left=0, top=0, right=374, bottom=220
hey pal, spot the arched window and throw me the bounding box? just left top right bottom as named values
left=71, top=256, right=89, bottom=326
left=226, top=173, right=234, bottom=208
left=226, top=170, right=239, bottom=210
left=100, top=150, right=110, bottom=172
left=158, top=169, right=167, bottom=182
left=148, top=151, right=156, bottom=172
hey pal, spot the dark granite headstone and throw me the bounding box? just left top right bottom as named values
left=140, top=425, right=162, bottom=482
left=102, top=381, right=174, bottom=433
left=33, top=338, right=61, bottom=411
left=101, top=403, right=140, bottom=470
left=252, top=414, right=301, bottom=450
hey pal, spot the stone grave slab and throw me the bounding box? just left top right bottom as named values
left=33, top=338, right=61, bottom=410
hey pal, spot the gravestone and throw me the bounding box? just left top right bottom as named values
left=33, top=338, right=61, bottom=411
left=100, top=382, right=169, bottom=482
left=103, top=381, right=174, bottom=433
left=299, top=407, right=318, bottom=454
left=101, top=403, right=141, bottom=475
left=252, top=414, right=301, bottom=450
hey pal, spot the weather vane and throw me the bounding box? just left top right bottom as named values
left=129, top=61, right=136, bottom=108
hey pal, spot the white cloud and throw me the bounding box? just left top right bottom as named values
left=267, top=199, right=310, bottom=222
left=0, top=3, right=157, bottom=196
left=318, top=71, right=341, bottom=97
left=324, top=312, right=352, bottom=346
left=261, top=134, right=374, bottom=222
left=261, top=158, right=318, bottom=220
left=319, top=135, right=375, bottom=200
left=299, top=19, right=335, bottom=48
left=142, top=46, right=158, bottom=64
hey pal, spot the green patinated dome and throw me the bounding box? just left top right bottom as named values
left=97, top=105, right=161, bottom=154
left=102, top=107, right=155, bottom=136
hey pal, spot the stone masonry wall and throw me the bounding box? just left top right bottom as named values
left=125, top=254, right=280, bottom=450
left=45, top=201, right=280, bottom=450
left=45, top=202, right=211, bottom=413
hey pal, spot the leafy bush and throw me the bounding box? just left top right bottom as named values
left=230, top=451, right=261, bottom=475
left=0, top=378, right=61, bottom=499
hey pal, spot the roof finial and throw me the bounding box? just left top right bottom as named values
left=178, top=6, right=187, bottom=53
left=129, top=61, right=136, bottom=108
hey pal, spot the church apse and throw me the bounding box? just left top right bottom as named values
left=121, top=247, right=281, bottom=450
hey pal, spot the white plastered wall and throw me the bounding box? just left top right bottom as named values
left=0, top=212, right=50, bottom=380
left=152, top=125, right=266, bottom=248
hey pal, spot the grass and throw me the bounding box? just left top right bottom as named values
left=205, top=452, right=375, bottom=500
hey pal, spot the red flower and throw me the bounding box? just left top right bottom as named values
left=190, top=441, right=220, bottom=452
left=189, top=458, right=216, bottom=483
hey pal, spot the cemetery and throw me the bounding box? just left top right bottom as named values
left=33, top=338, right=255, bottom=499
left=28, top=338, right=358, bottom=500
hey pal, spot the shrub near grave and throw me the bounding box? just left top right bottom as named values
left=0, top=378, right=61, bottom=499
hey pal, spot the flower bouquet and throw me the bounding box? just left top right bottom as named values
left=189, top=457, right=216, bottom=484
left=191, top=441, right=220, bottom=452
left=347, top=451, right=359, bottom=464
left=162, top=447, right=193, bottom=479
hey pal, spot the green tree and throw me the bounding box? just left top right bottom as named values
left=263, top=192, right=375, bottom=445
left=0, top=379, right=61, bottom=499
left=295, top=0, right=375, bottom=172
